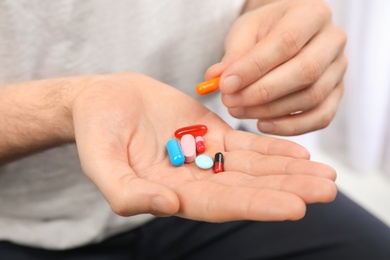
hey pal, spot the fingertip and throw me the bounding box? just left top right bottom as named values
left=290, top=145, right=311, bottom=160
left=205, top=52, right=241, bottom=78
left=298, top=176, right=338, bottom=204
left=294, top=144, right=311, bottom=160
left=220, top=75, right=242, bottom=94
left=269, top=193, right=307, bottom=221
left=109, top=179, right=180, bottom=217
left=331, top=166, right=337, bottom=181
left=257, top=120, right=276, bottom=133
left=323, top=165, right=337, bottom=181
left=322, top=180, right=338, bottom=203
left=228, top=107, right=245, bottom=118
left=303, top=179, right=337, bottom=205
left=151, top=193, right=180, bottom=215
left=205, top=62, right=225, bottom=81
left=288, top=199, right=307, bottom=221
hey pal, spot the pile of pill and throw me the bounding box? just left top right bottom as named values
left=166, top=124, right=224, bottom=173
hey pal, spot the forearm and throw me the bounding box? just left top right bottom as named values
left=0, top=77, right=84, bottom=164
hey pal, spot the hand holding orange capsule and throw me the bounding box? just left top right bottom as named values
left=196, top=77, right=220, bottom=95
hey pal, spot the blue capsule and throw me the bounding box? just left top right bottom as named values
left=166, top=139, right=185, bottom=167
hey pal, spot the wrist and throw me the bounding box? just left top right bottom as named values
left=0, top=76, right=91, bottom=163
left=58, top=75, right=96, bottom=141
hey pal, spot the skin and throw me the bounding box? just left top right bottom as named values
left=0, top=0, right=344, bottom=222
left=206, top=0, right=348, bottom=135
left=1, top=73, right=336, bottom=222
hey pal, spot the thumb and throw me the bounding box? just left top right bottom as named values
left=204, top=55, right=239, bottom=81
left=76, top=127, right=180, bottom=216
left=84, top=156, right=180, bottom=216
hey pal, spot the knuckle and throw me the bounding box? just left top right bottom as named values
left=306, top=85, right=326, bottom=107
left=318, top=1, right=333, bottom=20
left=300, top=59, right=323, bottom=84
left=290, top=124, right=302, bottom=136
left=342, top=54, right=349, bottom=67
left=335, top=54, right=349, bottom=75
left=306, top=0, right=332, bottom=21
left=256, top=84, right=272, bottom=103
left=338, top=27, right=348, bottom=47
left=228, top=107, right=246, bottom=118
left=249, top=56, right=267, bottom=77
left=337, top=80, right=346, bottom=98
left=331, top=24, right=348, bottom=49
left=278, top=30, right=301, bottom=58
left=260, top=103, right=274, bottom=118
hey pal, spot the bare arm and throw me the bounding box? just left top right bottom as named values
left=0, top=77, right=82, bottom=164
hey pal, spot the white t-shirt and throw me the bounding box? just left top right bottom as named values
left=0, top=0, right=245, bottom=249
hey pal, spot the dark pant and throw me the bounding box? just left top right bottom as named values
left=1, top=192, right=389, bottom=260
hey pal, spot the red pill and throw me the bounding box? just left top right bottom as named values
left=174, top=124, right=208, bottom=139
left=213, top=152, right=224, bottom=173
left=195, top=136, right=205, bottom=153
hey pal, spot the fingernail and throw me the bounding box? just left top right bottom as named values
left=223, top=94, right=241, bottom=107
left=258, top=120, right=275, bottom=132
left=229, top=107, right=245, bottom=118
left=223, top=75, right=242, bottom=94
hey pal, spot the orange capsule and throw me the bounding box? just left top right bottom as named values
left=196, top=77, right=220, bottom=95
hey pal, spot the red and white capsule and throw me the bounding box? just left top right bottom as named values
left=195, top=136, right=205, bottom=153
